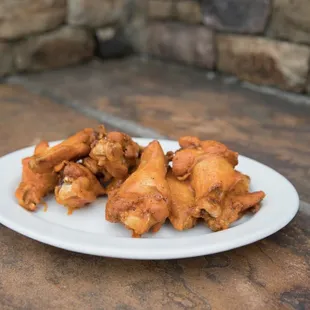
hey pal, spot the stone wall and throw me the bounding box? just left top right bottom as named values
left=0, top=0, right=144, bottom=75
left=1, top=0, right=310, bottom=95
left=143, top=0, right=310, bottom=94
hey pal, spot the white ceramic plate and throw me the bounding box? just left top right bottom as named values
left=0, top=138, right=299, bottom=260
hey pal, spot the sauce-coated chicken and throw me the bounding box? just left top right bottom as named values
left=106, top=141, right=170, bottom=237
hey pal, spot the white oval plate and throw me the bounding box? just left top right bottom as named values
left=0, top=138, right=299, bottom=260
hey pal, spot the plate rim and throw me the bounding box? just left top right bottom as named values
left=0, top=138, right=300, bottom=259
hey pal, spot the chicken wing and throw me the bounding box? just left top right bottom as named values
left=55, top=161, right=105, bottom=213
left=205, top=172, right=265, bottom=231
left=167, top=168, right=196, bottom=231
left=178, top=136, right=238, bottom=166
left=15, top=141, right=58, bottom=211
left=172, top=137, right=239, bottom=218
left=28, top=127, right=102, bottom=173
left=173, top=137, right=238, bottom=180
left=172, top=136, right=265, bottom=230
left=191, top=153, right=240, bottom=218
left=82, top=156, right=112, bottom=183
left=106, top=140, right=171, bottom=237
left=105, top=178, right=124, bottom=193
left=89, top=131, right=141, bottom=181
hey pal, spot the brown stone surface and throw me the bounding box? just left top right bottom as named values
left=148, top=0, right=173, bottom=20
left=175, top=1, right=202, bottom=24
left=96, top=27, right=116, bottom=42
left=201, top=0, right=270, bottom=33
left=122, top=0, right=147, bottom=53
left=2, top=60, right=310, bottom=309
left=148, top=0, right=202, bottom=23
left=14, top=26, right=94, bottom=72
left=216, top=34, right=310, bottom=93
left=0, top=85, right=102, bottom=156
left=0, top=0, right=66, bottom=40
left=146, top=22, right=215, bottom=68
left=267, top=0, right=310, bottom=45
left=0, top=42, right=13, bottom=77
left=67, top=0, right=125, bottom=28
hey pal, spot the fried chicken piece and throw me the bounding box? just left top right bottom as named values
left=28, top=127, right=103, bottom=173
left=82, top=156, right=112, bottom=183
left=54, top=161, right=105, bottom=213
left=179, top=136, right=239, bottom=167
left=172, top=136, right=265, bottom=230
left=172, top=137, right=240, bottom=218
left=191, top=153, right=240, bottom=218
left=106, top=140, right=171, bottom=237
left=166, top=168, right=196, bottom=231
left=173, top=137, right=239, bottom=180
left=89, top=131, right=141, bottom=181
left=105, top=178, right=124, bottom=193
left=83, top=157, right=126, bottom=193
left=205, top=172, right=265, bottom=231
left=15, top=141, right=58, bottom=211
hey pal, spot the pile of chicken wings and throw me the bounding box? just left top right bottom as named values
left=15, top=125, right=265, bottom=237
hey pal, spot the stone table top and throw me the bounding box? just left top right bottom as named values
left=1, top=58, right=310, bottom=310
